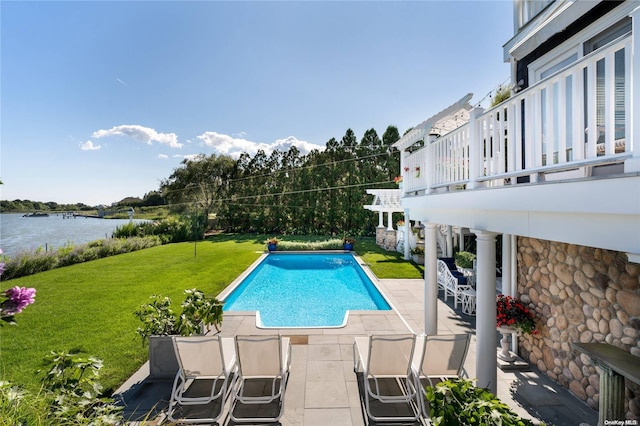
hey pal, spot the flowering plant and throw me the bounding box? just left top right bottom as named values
left=496, top=294, right=537, bottom=335
left=403, top=166, right=410, bottom=172
left=397, top=220, right=405, bottom=227
left=265, top=237, right=280, bottom=245
left=393, top=176, right=403, bottom=184
left=0, top=249, right=36, bottom=325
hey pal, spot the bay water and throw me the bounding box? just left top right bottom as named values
left=0, top=213, right=149, bottom=258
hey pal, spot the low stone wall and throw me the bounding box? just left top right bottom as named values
left=516, top=237, right=640, bottom=419
left=375, top=227, right=397, bottom=252
left=383, top=230, right=396, bottom=251
left=376, top=227, right=385, bottom=246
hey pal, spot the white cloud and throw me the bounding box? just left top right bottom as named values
left=79, top=140, right=101, bottom=151
left=157, top=153, right=169, bottom=159
left=197, top=132, right=323, bottom=158
left=92, top=124, right=182, bottom=148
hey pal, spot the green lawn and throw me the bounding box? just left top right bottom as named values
left=0, top=234, right=422, bottom=393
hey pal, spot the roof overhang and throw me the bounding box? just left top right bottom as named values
left=503, top=1, right=600, bottom=61
left=392, top=93, right=473, bottom=152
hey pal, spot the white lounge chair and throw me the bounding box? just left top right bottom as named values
left=353, top=334, right=422, bottom=423
left=167, top=335, right=237, bottom=424
left=411, top=333, right=471, bottom=417
left=230, top=334, right=291, bottom=423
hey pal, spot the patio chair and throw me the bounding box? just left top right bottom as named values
left=411, top=333, right=471, bottom=417
left=353, top=333, right=422, bottom=423
left=230, top=334, right=291, bottom=423
left=167, top=335, right=237, bottom=424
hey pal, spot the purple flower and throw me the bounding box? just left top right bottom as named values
left=2, top=286, right=36, bottom=315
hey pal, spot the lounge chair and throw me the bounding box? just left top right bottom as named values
left=411, top=333, right=471, bottom=417
left=230, top=334, right=291, bottom=423
left=167, top=335, right=237, bottom=424
left=353, top=334, right=422, bottom=423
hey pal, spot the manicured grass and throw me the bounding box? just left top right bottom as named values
left=0, top=234, right=421, bottom=394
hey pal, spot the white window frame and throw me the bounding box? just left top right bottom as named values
left=526, top=2, right=636, bottom=85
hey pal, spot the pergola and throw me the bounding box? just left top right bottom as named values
left=363, top=189, right=403, bottom=230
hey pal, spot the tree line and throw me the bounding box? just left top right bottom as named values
left=2, top=125, right=404, bottom=236
left=161, top=126, right=402, bottom=236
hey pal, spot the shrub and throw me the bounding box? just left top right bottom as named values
left=277, top=239, right=344, bottom=251
left=427, top=378, right=537, bottom=426
left=455, top=251, right=476, bottom=269
left=114, top=214, right=205, bottom=244
left=1, top=236, right=162, bottom=281
left=0, top=350, right=123, bottom=425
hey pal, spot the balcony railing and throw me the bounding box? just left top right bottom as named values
left=402, top=34, right=633, bottom=194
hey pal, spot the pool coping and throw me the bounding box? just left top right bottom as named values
left=217, top=251, right=409, bottom=331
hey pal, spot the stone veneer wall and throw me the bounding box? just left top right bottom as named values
left=375, top=227, right=397, bottom=251
left=516, top=237, right=640, bottom=419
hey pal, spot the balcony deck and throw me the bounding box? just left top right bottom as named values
left=395, top=32, right=640, bottom=257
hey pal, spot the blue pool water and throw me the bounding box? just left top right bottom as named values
left=222, top=253, right=391, bottom=328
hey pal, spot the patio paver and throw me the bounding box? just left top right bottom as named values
left=115, top=278, right=599, bottom=425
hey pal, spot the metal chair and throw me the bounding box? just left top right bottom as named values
left=230, top=334, right=291, bottom=423
left=168, top=335, right=237, bottom=424
left=353, top=334, right=422, bottom=423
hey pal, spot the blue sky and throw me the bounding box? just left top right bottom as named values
left=1, top=1, right=512, bottom=206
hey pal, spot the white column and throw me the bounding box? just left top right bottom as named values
left=404, top=209, right=411, bottom=260
left=446, top=225, right=453, bottom=257
left=502, top=234, right=512, bottom=297
left=502, top=234, right=518, bottom=354
left=626, top=6, right=640, bottom=173
left=386, top=211, right=393, bottom=231
left=377, top=211, right=384, bottom=228
left=424, top=222, right=438, bottom=335
left=472, top=229, right=498, bottom=394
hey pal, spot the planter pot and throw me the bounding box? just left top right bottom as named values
left=267, top=243, right=277, bottom=252
left=412, top=254, right=425, bottom=265
left=148, top=335, right=179, bottom=379
left=343, top=243, right=354, bottom=251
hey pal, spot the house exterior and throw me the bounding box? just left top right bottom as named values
left=393, top=0, right=640, bottom=420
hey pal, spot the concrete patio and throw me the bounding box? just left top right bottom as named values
left=115, top=277, right=599, bottom=425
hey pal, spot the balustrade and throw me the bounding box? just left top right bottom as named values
left=402, top=34, right=633, bottom=194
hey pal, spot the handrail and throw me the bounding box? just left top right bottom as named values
left=403, top=33, right=632, bottom=194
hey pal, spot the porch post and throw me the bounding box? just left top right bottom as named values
left=446, top=225, right=453, bottom=257
left=502, top=234, right=518, bottom=354
left=386, top=211, right=393, bottom=231
left=404, top=209, right=411, bottom=260
left=473, top=229, right=498, bottom=394
left=424, top=222, right=438, bottom=335
left=377, top=211, right=384, bottom=228
left=626, top=6, right=640, bottom=173
left=502, top=234, right=512, bottom=297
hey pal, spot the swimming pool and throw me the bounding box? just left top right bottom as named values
left=221, top=252, right=391, bottom=328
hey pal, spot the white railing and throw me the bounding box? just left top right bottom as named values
left=403, top=34, right=632, bottom=193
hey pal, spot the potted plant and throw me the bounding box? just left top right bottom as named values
left=411, top=246, right=425, bottom=264
left=496, top=294, right=537, bottom=335
left=266, top=237, right=280, bottom=252
left=343, top=237, right=356, bottom=251
left=134, top=289, right=224, bottom=378
left=393, top=175, right=403, bottom=188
